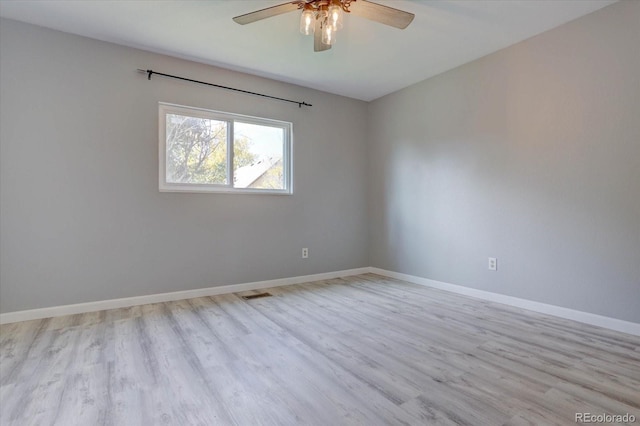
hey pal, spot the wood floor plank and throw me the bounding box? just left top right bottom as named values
left=503, top=405, right=575, bottom=426
left=1, top=274, right=638, bottom=425
left=400, top=382, right=512, bottom=426
left=477, top=339, right=640, bottom=409
left=553, top=382, right=640, bottom=419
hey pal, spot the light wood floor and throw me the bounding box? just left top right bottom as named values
left=1, top=274, right=639, bottom=425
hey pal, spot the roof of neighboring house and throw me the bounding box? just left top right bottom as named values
left=234, top=156, right=281, bottom=188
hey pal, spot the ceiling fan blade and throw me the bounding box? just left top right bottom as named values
left=314, top=19, right=331, bottom=52
left=233, top=2, right=300, bottom=25
left=350, top=0, right=415, bottom=29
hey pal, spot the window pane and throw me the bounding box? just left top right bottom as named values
left=233, top=122, right=285, bottom=190
left=165, top=114, right=228, bottom=184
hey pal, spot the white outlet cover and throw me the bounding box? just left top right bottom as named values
left=488, top=257, right=497, bottom=271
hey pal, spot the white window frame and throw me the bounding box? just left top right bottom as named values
left=159, top=102, right=293, bottom=194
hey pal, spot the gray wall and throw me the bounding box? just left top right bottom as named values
left=2, top=2, right=639, bottom=323
left=0, top=19, right=369, bottom=313
left=368, top=0, right=640, bottom=323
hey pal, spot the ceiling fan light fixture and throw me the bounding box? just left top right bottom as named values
left=232, top=0, right=415, bottom=53
left=299, top=5, right=315, bottom=35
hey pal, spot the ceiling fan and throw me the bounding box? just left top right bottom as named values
left=233, top=0, right=415, bottom=52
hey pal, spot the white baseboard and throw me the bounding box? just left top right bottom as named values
left=0, top=267, right=370, bottom=324
left=370, top=267, right=640, bottom=337
left=3, top=266, right=638, bottom=337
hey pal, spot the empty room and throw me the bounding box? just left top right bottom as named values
left=1, top=0, right=639, bottom=425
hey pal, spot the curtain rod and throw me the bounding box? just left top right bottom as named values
left=137, top=69, right=312, bottom=108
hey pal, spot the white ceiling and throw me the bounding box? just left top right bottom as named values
left=0, top=0, right=616, bottom=101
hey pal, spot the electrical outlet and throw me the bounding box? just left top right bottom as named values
left=302, top=248, right=309, bottom=259
left=488, top=257, right=497, bottom=271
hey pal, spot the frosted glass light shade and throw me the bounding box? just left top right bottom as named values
left=328, top=2, right=343, bottom=30
left=300, top=9, right=315, bottom=35
left=321, top=22, right=335, bottom=45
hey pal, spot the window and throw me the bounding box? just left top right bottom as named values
left=159, top=103, right=292, bottom=194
